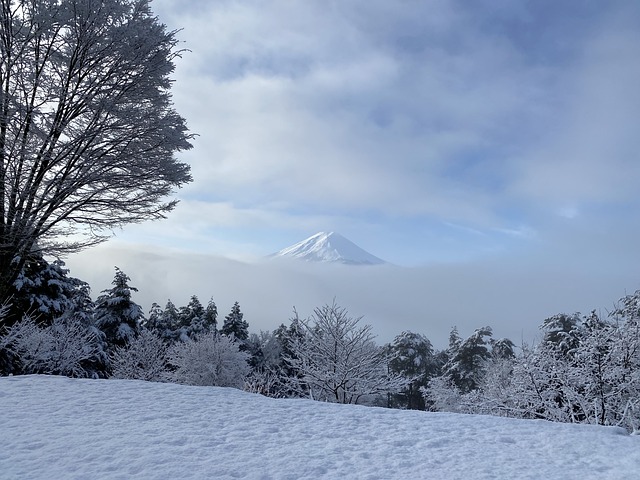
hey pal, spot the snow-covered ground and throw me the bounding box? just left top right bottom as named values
left=1, top=375, right=638, bottom=479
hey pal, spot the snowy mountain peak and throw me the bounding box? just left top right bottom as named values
left=274, top=232, right=386, bottom=265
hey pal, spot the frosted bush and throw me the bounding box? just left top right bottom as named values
left=3, top=316, right=102, bottom=377
left=111, top=329, right=168, bottom=382
left=167, top=332, right=250, bottom=388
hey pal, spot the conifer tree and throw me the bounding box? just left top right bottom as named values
left=221, top=302, right=249, bottom=342
left=93, top=268, right=143, bottom=352
left=203, top=298, right=218, bottom=333
left=7, top=256, right=90, bottom=327
left=387, top=331, right=435, bottom=409
left=148, top=300, right=182, bottom=343
left=443, top=326, right=493, bottom=394
left=143, top=303, right=164, bottom=332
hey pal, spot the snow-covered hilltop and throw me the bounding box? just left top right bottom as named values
left=273, top=232, right=386, bottom=265
left=2, top=375, right=638, bottom=479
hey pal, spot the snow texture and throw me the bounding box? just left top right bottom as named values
left=1, top=375, right=638, bottom=479
left=274, top=232, right=386, bottom=265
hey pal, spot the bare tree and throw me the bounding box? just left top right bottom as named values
left=285, top=302, right=408, bottom=405
left=0, top=0, right=193, bottom=309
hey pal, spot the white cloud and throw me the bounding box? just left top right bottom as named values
left=68, top=0, right=640, bottom=339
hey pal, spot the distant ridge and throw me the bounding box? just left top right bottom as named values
left=273, top=232, right=386, bottom=265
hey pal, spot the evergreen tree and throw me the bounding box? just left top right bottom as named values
left=182, top=295, right=213, bottom=338
left=142, top=303, right=164, bottom=331
left=203, top=298, right=218, bottom=333
left=443, top=326, right=493, bottom=394
left=491, top=338, right=516, bottom=360
left=148, top=300, right=182, bottom=343
left=387, top=331, right=435, bottom=410
left=221, top=302, right=249, bottom=342
left=93, top=268, right=143, bottom=352
left=8, top=256, right=90, bottom=326
left=541, top=313, right=581, bottom=357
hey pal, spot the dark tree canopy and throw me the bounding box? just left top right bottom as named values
left=93, top=267, right=142, bottom=351
left=0, top=0, right=193, bottom=307
left=221, top=301, right=249, bottom=342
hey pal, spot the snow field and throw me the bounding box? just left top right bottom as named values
left=0, top=375, right=638, bottom=479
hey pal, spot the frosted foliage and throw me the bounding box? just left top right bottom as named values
left=111, top=329, right=168, bottom=382
left=285, top=302, right=408, bottom=404
left=424, top=294, right=640, bottom=433
left=422, top=376, right=465, bottom=413
left=1, top=317, right=101, bottom=377
left=167, top=333, right=250, bottom=388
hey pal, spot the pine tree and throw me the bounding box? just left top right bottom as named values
left=93, top=268, right=143, bottom=352
left=541, top=313, right=581, bottom=357
left=8, top=256, right=90, bottom=326
left=221, top=302, right=249, bottom=342
left=181, top=295, right=211, bottom=338
left=443, top=326, right=493, bottom=394
left=142, top=303, right=164, bottom=331
left=203, top=298, right=218, bottom=333
left=148, top=300, right=182, bottom=343
left=387, top=331, right=435, bottom=409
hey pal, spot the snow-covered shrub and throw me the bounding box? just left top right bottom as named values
left=421, top=376, right=466, bottom=413
left=244, top=369, right=283, bottom=397
left=167, top=332, right=250, bottom=388
left=110, top=329, right=168, bottom=382
left=2, top=316, right=102, bottom=377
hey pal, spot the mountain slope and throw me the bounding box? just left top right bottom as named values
left=274, top=232, right=386, bottom=265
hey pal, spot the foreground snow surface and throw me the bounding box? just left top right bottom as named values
left=1, top=376, right=638, bottom=479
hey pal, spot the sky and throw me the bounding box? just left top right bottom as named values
left=3, top=375, right=639, bottom=478
left=66, top=0, right=640, bottom=347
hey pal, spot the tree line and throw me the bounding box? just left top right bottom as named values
left=1, top=255, right=639, bottom=433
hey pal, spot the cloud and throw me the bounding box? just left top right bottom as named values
left=63, top=1, right=640, bottom=345
left=65, top=222, right=640, bottom=349
left=152, top=0, right=566, bottom=231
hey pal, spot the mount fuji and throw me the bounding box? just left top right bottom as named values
left=273, top=232, right=386, bottom=265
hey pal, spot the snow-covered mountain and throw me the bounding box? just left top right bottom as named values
left=273, top=232, right=386, bottom=265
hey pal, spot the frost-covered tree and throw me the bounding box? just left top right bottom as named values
left=221, top=301, right=249, bottom=342
left=386, top=331, right=436, bottom=410
left=434, top=301, right=640, bottom=432
left=167, top=332, right=249, bottom=388
left=243, top=330, right=288, bottom=397
left=110, top=328, right=168, bottom=382
left=142, top=302, right=163, bottom=331
left=443, top=326, right=493, bottom=394
left=284, top=302, right=408, bottom=404
left=93, top=268, right=143, bottom=352
left=158, top=300, right=181, bottom=342
left=181, top=295, right=217, bottom=338
left=541, top=313, right=581, bottom=357
left=202, top=298, right=218, bottom=334
left=6, top=256, right=91, bottom=327
left=0, top=0, right=193, bottom=307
